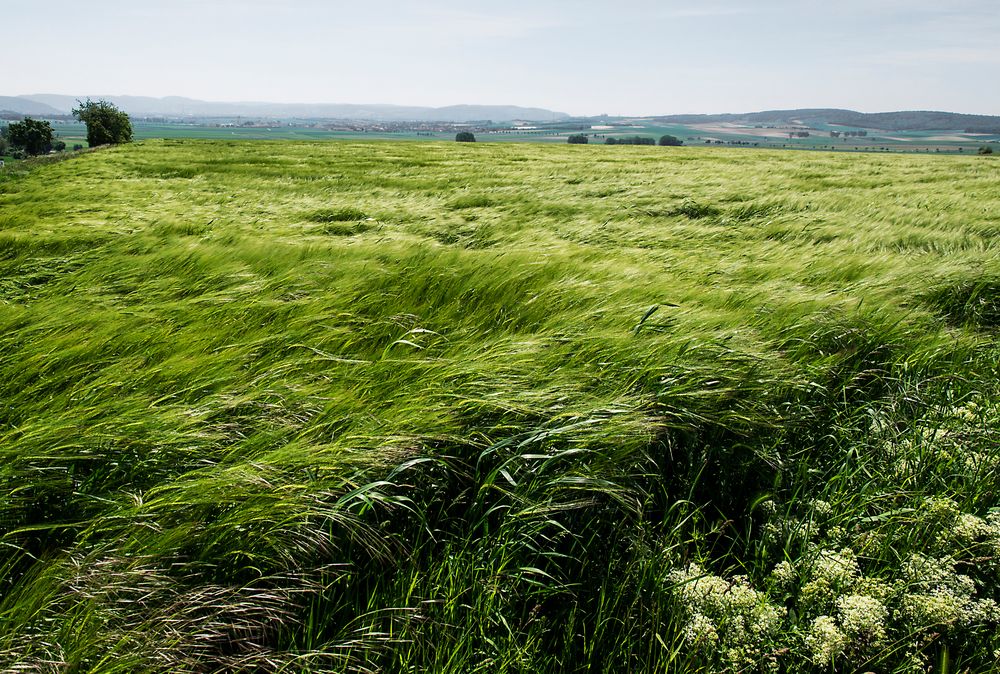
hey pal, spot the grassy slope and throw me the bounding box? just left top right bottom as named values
left=1, top=140, right=999, bottom=672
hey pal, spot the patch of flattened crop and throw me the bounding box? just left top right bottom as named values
left=669, top=199, right=721, bottom=219
left=447, top=195, right=496, bottom=210
left=304, top=208, right=374, bottom=236
left=0, top=255, right=88, bottom=304
left=922, top=277, right=1000, bottom=329
left=320, top=221, right=374, bottom=236
left=131, top=164, right=202, bottom=180
left=306, top=207, right=368, bottom=223
left=726, top=200, right=786, bottom=222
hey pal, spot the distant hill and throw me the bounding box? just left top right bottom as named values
left=650, top=109, right=1000, bottom=133
left=7, top=95, right=570, bottom=123
left=0, top=96, right=63, bottom=116
left=5, top=96, right=997, bottom=132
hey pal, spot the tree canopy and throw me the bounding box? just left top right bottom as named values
left=605, top=136, right=655, bottom=146
left=7, top=118, right=54, bottom=156
left=72, top=99, right=133, bottom=147
left=567, top=134, right=589, bottom=144
left=658, top=134, right=683, bottom=146
left=455, top=132, right=476, bottom=143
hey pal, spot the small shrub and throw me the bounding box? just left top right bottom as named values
left=979, top=146, right=994, bottom=155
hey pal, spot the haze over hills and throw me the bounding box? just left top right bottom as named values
left=3, top=95, right=1000, bottom=133
left=0, top=96, right=63, bottom=116
left=2, top=95, right=570, bottom=123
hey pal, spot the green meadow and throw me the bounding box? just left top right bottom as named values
left=1, top=140, right=999, bottom=672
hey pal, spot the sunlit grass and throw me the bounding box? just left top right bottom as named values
left=1, top=140, right=998, bottom=672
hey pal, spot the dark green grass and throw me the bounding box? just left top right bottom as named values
left=0, top=140, right=999, bottom=672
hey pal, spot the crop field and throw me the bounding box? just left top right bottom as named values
left=43, top=120, right=1000, bottom=154
left=1, top=140, right=999, bottom=672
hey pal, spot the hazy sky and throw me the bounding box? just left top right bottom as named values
left=7, top=0, right=999, bottom=115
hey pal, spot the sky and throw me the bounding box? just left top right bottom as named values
left=6, top=0, right=1000, bottom=116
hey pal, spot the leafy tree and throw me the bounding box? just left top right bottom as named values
left=0, top=126, right=8, bottom=156
left=979, top=146, right=994, bottom=155
left=567, top=134, right=588, bottom=144
left=52, top=140, right=66, bottom=152
left=73, top=144, right=84, bottom=152
left=7, top=118, right=54, bottom=156
left=658, top=134, right=683, bottom=146
left=72, top=99, right=133, bottom=146
left=455, top=132, right=476, bottom=143
left=605, top=137, right=618, bottom=145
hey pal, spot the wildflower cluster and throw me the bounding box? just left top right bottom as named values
left=667, top=564, right=786, bottom=671
left=794, top=548, right=891, bottom=665
left=759, top=492, right=1000, bottom=669
left=899, top=553, right=1000, bottom=631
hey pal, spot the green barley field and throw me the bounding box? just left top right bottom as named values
left=1, top=140, right=999, bottom=672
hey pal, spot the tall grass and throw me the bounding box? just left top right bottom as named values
left=0, top=140, right=998, bottom=672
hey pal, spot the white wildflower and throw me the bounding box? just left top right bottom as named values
left=812, top=548, right=860, bottom=588
left=805, top=615, right=847, bottom=665
left=683, top=612, right=718, bottom=646
left=810, top=499, right=833, bottom=519
left=922, top=497, right=960, bottom=523
left=951, top=512, right=989, bottom=544
left=770, top=560, right=797, bottom=589
left=900, top=589, right=965, bottom=628
left=836, top=594, right=887, bottom=644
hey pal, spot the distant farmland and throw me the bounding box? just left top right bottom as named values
left=41, top=117, right=1000, bottom=155
left=1, top=140, right=999, bottom=672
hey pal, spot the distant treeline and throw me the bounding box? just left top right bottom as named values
left=606, top=136, right=655, bottom=145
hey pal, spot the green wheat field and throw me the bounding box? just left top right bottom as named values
left=1, top=140, right=999, bottom=672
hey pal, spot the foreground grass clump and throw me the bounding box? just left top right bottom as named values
left=1, top=139, right=999, bottom=672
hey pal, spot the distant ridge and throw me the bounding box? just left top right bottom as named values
left=4, top=97, right=998, bottom=132
left=0, top=96, right=62, bottom=116
left=3, top=95, right=570, bottom=123
left=650, top=108, right=1000, bottom=133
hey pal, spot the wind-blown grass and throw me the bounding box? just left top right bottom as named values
left=0, top=140, right=998, bottom=672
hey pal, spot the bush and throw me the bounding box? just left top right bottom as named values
left=7, top=117, right=54, bottom=156
left=567, top=134, right=589, bottom=145
left=659, top=134, right=683, bottom=147
left=979, top=146, right=994, bottom=155
left=72, top=99, right=133, bottom=147
left=455, top=132, right=476, bottom=143
left=52, top=140, right=66, bottom=152
left=73, top=144, right=84, bottom=152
